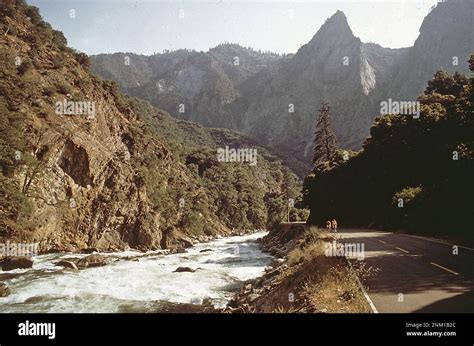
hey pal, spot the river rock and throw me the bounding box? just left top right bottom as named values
left=56, top=260, right=78, bottom=270
left=173, top=266, right=197, bottom=273
left=76, top=254, right=108, bottom=269
left=0, top=256, right=33, bottom=271
left=0, top=282, right=11, bottom=297
left=180, top=237, right=194, bottom=248
left=199, top=249, right=213, bottom=253
left=81, top=247, right=99, bottom=254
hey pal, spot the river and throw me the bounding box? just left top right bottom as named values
left=0, top=231, right=272, bottom=313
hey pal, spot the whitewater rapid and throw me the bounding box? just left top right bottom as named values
left=0, top=231, right=272, bottom=313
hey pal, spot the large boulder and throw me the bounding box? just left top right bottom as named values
left=0, top=282, right=11, bottom=297
left=76, top=254, right=108, bottom=269
left=0, top=256, right=33, bottom=271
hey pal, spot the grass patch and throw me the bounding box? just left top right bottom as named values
left=275, top=228, right=370, bottom=312
left=302, top=257, right=371, bottom=313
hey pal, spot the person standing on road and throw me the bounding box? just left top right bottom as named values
left=326, top=220, right=332, bottom=232
left=331, top=219, right=338, bottom=233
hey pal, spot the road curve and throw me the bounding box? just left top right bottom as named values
left=338, top=229, right=474, bottom=313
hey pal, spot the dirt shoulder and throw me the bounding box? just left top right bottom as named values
left=226, top=223, right=371, bottom=313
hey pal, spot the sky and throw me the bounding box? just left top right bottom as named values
left=27, top=0, right=441, bottom=56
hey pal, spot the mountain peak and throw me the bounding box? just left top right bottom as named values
left=302, top=10, right=356, bottom=51
left=329, top=10, right=348, bottom=22
left=319, top=10, right=352, bottom=35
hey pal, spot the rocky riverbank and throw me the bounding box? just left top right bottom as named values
left=226, top=223, right=371, bottom=313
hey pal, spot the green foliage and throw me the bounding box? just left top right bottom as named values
left=303, top=57, right=474, bottom=242
left=304, top=226, right=322, bottom=243
left=127, top=97, right=302, bottom=233
left=392, top=186, right=422, bottom=206
left=0, top=98, right=24, bottom=175
left=289, top=207, right=309, bottom=222
left=265, top=192, right=286, bottom=227
left=73, top=51, right=90, bottom=69
left=312, top=102, right=338, bottom=166
left=0, top=98, right=32, bottom=221
left=185, top=150, right=268, bottom=229
left=52, top=30, right=67, bottom=49
left=0, top=175, right=32, bottom=221
left=25, top=6, right=42, bottom=25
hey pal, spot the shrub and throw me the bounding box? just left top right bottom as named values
left=52, top=30, right=67, bottom=49
left=0, top=175, right=33, bottom=221
left=304, top=227, right=322, bottom=243
left=74, top=51, right=90, bottom=69
left=287, top=247, right=305, bottom=266
left=25, top=6, right=42, bottom=25
left=179, top=210, right=205, bottom=235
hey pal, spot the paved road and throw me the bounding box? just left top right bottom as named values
left=338, top=229, right=474, bottom=313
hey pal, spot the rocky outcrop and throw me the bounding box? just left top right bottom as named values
left=0, top=282, right=11, bottom=297
left=76, top=254, right=108, bottom=269
left=387, top=0, right=474, bottom=100
left=0, top=256, right=34, bottom=271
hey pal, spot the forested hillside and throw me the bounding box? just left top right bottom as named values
left=0, top=0, right=301, bottom=253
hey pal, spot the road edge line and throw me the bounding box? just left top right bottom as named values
left=345, top=257, right=378, bottom=313
left=429, top=261, right=460, bottom=275
left=398, top=233, right=474, bottom=251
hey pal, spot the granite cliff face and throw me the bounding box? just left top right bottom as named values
left=0, top=0, right=300, bottom=253
left=387, top=0, right=474, bottom=100
left=91, top=1, right=473, bottom=174
left=233, top=11, right=402, bottom=161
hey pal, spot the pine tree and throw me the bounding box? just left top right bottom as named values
left=312, top=102, right=337, bottom=166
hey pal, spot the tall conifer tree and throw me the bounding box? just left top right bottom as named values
left=312, top=102, right=337, bottom=166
